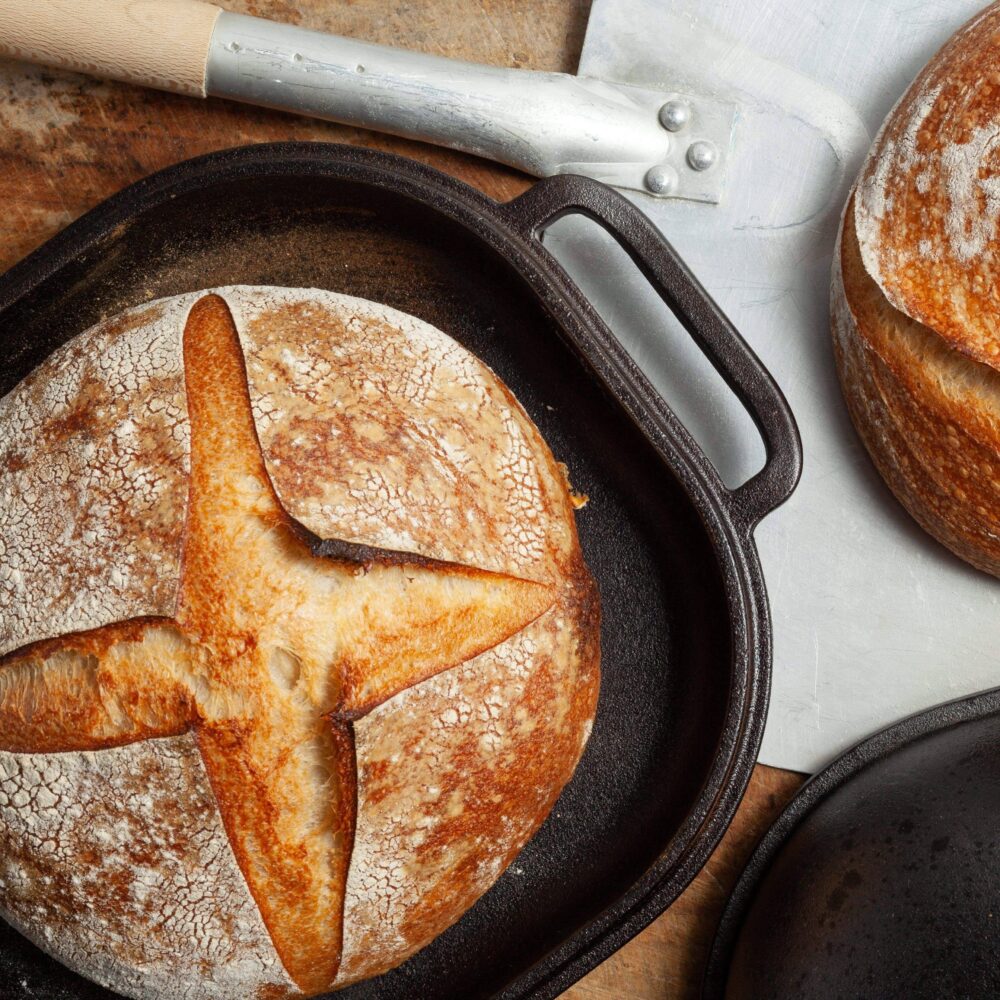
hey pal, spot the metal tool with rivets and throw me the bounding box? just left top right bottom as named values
left=0, top=0, right=736, bottom=204
left=206, top=13, right=738, bottom=203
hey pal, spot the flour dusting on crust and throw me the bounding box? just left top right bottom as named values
left=0, top=298, right=191, bottom=656
left=853, top=3, right=1000, bottom=367
left=0, top=736, right=295, bottom=1000
left=0, top=286, right=599, bottom=996
left=337, top=577, right=598, bottom=986
left=224, top=286, right=573, bottom=580
left=940, top=124, right=1000, bottom=264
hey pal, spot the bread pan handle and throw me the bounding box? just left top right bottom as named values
left=504, top=175, right=802, bottom=534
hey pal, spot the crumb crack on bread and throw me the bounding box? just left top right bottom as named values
left=0, top=295, right=558, bottom=994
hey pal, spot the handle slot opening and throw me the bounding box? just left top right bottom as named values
left=543, top=213, right=766, bottom=490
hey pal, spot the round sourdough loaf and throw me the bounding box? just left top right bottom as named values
left=832, top=4, right=1000, bottom=576
left=0, top=287, right=600, bottom=999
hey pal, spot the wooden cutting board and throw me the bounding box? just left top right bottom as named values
left=0, top=1, right=805, bottom=995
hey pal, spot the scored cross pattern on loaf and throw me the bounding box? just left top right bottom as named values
left=0, top=295, right=555, bottom=994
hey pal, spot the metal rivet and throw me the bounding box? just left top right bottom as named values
left=659, top=100, right=690, bottom=132
left=687, top=140, right=718, bottom=172
left=644, top=164, right=678, bottom=195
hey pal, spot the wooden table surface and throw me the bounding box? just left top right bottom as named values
left=0, top=1, right=806, bottom=996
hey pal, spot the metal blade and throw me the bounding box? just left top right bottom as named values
left=544, top=0, right=998, bottom=772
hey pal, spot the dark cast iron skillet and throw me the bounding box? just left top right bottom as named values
left=0, top=143, right=801, bottom=1000
left=704, top=686, right=1000, bottom=1000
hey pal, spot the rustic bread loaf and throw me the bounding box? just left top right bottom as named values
left=831, top=3, right=1000, bottom=576
left=0, top=287, right=600, bottom=998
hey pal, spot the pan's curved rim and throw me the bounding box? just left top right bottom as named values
left=701, top=684, right=1000, bottom=999
left=0, top=141, right=793, bottom=999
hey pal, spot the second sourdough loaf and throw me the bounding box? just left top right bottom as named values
left=832, top=3, right=1000, bottom=576
left=0, top=287, right=600, bottom=998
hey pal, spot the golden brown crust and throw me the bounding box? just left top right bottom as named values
left=336, top=557, right=599, bottom=986
left=228, top=287, right=575, bottom=582
left=176, top=295, right=351, bottom=994
left=834, top=200, right=1000, bottom=575
left=0, top=287, right=600, bottom=997
left=837, top=4, right=1000, bottom=576
left=854, top=3, right=1000, bottom=368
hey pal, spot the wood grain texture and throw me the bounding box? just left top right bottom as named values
left=0, top=0, right=221, bottom=98
left=565, top=766, right=804, bottom=1000
left=0, top=1, right=804, bottom=995
left=0, top=0, right=591, bottom=270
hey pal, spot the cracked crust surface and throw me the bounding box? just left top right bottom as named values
left=0, top=736, right=296, bottom=1000
left=854, top=3, right=1000, bottom=371
left=339, top=568, right=598, bottom=986
left=0, top=288, right=599, bottom=997
left=225, top=285, right=573, bottom=581
left=835, top=6, right=1000, bottom=575
left=0, top=298, right=191, bottom=657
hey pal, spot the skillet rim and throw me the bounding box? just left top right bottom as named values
left=0, top=141, right=797, bottom=999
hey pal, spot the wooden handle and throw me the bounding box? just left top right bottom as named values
left=0, top=0, right=222, bottom=98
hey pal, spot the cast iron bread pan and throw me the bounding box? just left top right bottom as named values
left=704, top=687, right=1000, bottom=1000
left=0, top=142, right=801, bottom=999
